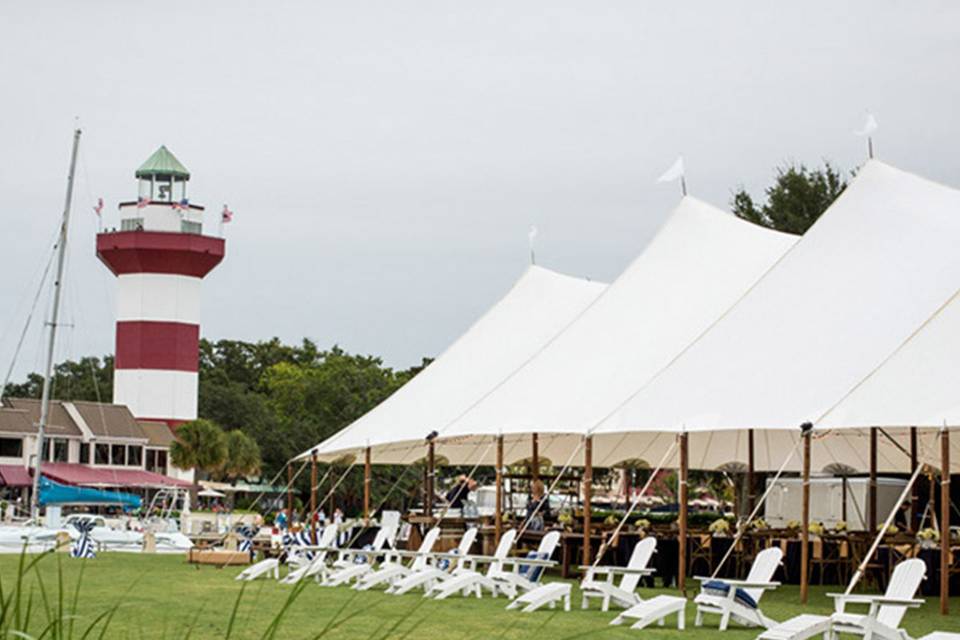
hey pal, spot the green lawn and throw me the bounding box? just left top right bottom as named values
left=1, top=553, right=958, bottom=639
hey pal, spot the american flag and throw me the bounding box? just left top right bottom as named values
left=221, top=204, right=234, bottom=223
left=137, top=196, right=149, bottom=208
left=93, top=197, right=104, bottom=216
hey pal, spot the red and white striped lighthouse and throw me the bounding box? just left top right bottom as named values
left=97, top=146, right=225, bottom=429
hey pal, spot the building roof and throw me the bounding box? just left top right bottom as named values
left=3, top=399, right=82, bottom=437
left=135, top=145, right=190, bottom=180
left=71, top=401, right=145, bottom=440
left=138, top=421, right=177, bottom=447
left=41, top=463, right=192, bottom=488
left=0, top=409, right=33, bottom=435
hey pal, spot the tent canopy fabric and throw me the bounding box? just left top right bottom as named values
left=298, top=265, right=606, bottom=462
left=595, top=161, right=960, bottom=441
left=0, top=464, right=32, bottom=487
left=38, top=477, right=142, bottom=509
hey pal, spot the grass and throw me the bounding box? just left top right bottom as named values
left=1, top=553, right=959, bottom=639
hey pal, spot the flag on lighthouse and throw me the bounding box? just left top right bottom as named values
left=221, top=204, right=234, bottom=223
left=137, top=196, right=149, bottom=208
left=93, top=198, right=104, bottom=216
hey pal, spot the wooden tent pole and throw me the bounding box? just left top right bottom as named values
left=426, top=440, right=435, bottom=520
left=286, top=462, right=293, bottom=527
left=495, top=435, right=504, bottom=545
left=941, top=427, right=950, bottom=616
left=800, top=425, right=812, bottom=604
left=531, top=433, right=540, bottom=485
left=310, top=452, right=318, bottom=543
left=583, top=435, right=593, bottom=566
left=678, top=432, right=689, bottom=593
left=364, top=446, right=372, bottom=525
left=869, top=427, right=878, bottom=535
left=910, top=427, right=919, bottom=532
left=747, top=429, right=756, bottom=514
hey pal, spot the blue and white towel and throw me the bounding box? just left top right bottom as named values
left=70, top=521, right=96, bottom=559
left=518, top=551, right=548, bottom=583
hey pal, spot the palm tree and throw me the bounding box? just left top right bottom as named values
left=221, top=430, right=261, bottom=480
left=169, top=419, right=227, bottom=479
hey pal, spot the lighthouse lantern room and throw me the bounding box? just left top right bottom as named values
left=97, top=146, right=225, bottom=442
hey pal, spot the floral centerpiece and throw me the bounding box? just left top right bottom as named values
left=709, top=518, right=731, bottom=537
left=749, top=518, right=767, bottom=531
left=557, top=510, right=574, bottom=531
left=917, top=527, right=940, bottom=549
left=634, top=518, right=651, bottom=537
left=808, top=521, right=825, bottom=537
left=832, top=521, right=847, bottom=534
left=604, top=514, right=619, bottom=528
left=884, top=524, right=899, bottom=538
left=786, top=519, right=801, bottom=532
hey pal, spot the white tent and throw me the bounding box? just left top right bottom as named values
left=297, top=265, right=606, bottom=462
left=593, top=161, right=960, bottom=467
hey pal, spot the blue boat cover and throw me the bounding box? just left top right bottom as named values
left=38, top=477, right=142, bottom=509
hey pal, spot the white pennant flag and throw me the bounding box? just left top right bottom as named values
left=854, top=112, right=879, bottom=137
left=657, top=156, right=685, bottom=183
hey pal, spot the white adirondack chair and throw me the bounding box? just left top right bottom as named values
left=491, top=530, right=561, bottom=599
left=353, top=526, right=441, bottom=591
left=427, top=529, right=518, bottom=600
left=279, top=524, right=339, bottom=584
left=693, top=546, right=783, bottom=630
left=757, top=558, right=927, bottom=640
left=386, top=527, right=478, bottom=595
left=321, top=519, right=399, bottom=587
left=510, top=536, right=657, bottom=613
left=581, top=536, right=657, bottom=610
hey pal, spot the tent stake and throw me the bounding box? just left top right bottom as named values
left=364, top=446, right=371, bottom=525
left=678, top=432, right=688, bottom=594
left=941, top=426, right=950, bottom=615
left=583, top=435, right=593, bottom=566
left=310, top=452, right=318, bottom=543
left=495, top=435, right=504, bottom=545
left=800, top=425, right=812, bottom=604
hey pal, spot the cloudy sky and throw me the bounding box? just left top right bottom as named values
left=1, top=1, right=958, bottom=379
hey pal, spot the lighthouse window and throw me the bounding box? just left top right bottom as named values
left=0, top=438, right=22, bottom=458
left=127, top=445, right=142, bottom=466
left=121, top=218, right=144, bottom=231
left=111, top=444, right=126, bottom=466
left=94, top=443, right=109, bottom=465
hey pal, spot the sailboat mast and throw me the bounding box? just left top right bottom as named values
left=30, top=127, right=82, bottom=520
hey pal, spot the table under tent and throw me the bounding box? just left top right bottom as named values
left=287, top=159, right=960, bottom=619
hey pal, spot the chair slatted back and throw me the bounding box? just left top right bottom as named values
left=488, top=529, right=517, bottom=575
left=877, top=558, right=925, bottom=629
left=743, top=546, right=783, bottom=603
left=620, top=536, right=657, bottom=593
left=411, top=527, right=441, bottom=571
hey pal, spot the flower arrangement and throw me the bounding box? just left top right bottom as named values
left=558, top=510, right=573, bottom=529
left=917, top=527, right=940, bottom=548
left=709, top=518, right=731, bottom=536
left=604, top=514, right=619, bottom=528
left=749, top=518, right=767, bottom=530
left=833, top=521, right=847, bottom=533
left=634, top=518, right=651, bottom=531
left=885, top=524, right=899, bottom=536
left=786, top=519, right=801, bottom=531
left=808, top=522, right=825, bottom=537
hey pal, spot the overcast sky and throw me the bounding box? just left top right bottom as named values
left=1, top=1, right=959, bottom=379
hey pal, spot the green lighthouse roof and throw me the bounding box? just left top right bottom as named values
left=135, top=145, right=190, bottom=180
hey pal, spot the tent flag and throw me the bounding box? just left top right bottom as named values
left=657, top=156, right=685, bottom=183
left=854, top=111, right=879, bottom=137
left=38, top=477, right=142, bottom=509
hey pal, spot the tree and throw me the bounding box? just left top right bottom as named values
left=220, top=430, right=261, bottom=480
left=732, top=162, right=848, bottom=235
left=3, top=356, right=113, bottom=403
left=169, top=419, right=227, bottom=478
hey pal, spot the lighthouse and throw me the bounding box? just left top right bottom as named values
left=96, top=146, right=225, bottom=430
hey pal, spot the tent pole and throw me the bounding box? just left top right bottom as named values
left=495, top=435, right=504, bottom=545
left=910, top=427, right=918, bottom=532
left=869, top=428, right=878, bottom=535
left=426, top=440, right=435, bottom=520
left=678, top=432, right=688, bottom=594
left=748, top=429, right=756, bottom=515
left=531, top=433, right=540, bottom=485
left=800, top=426, right=812, bottom=604
left=583, top=435, right=593, bottom=566
left=364, top=446, right=371, bottom=525
left=286, top=462, right=293, bottom=527
left=310, top=452, right=318, bottom=543
left=941, top=426, right=950, bottom=616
